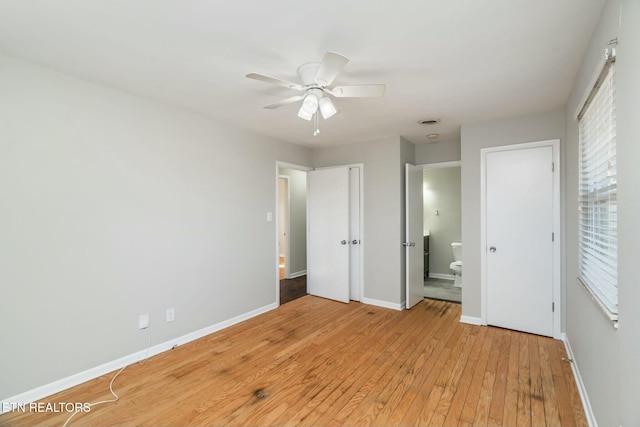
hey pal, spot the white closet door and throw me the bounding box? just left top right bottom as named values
left=486, top=146, right=554, bottom=336
left=308, top=167, right=350, bottom=303
left=349, top=167, right=361, bottom=301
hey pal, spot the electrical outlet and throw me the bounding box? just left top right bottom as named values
left=138, top=313, right=149, bottom=329
left=166, top=307, right=175, bottom=323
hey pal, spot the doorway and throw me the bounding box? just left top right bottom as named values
left=276, top=163, right=311, bottom=305
left=422, top=161, right=462, bottom=304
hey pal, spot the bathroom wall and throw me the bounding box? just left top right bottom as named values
left=423, top=166, right=462, bottom=277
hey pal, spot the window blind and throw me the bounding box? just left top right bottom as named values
left=578, top=62, right=617, bottom=315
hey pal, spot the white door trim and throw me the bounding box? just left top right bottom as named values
left=312, top=164, right=364, bottom=302
left=275, top=162, right=313, bottom=306
left=418, top=160, right=462, bottom=170
left=480, top=139, right=561, bottom=339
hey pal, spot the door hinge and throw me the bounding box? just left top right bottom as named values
left=552, top=302, right=555, bottom=312
left=551, top=162, right=555, bottom=172
left=552, top=232, right=555, bottom=242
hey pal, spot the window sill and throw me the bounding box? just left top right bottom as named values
left=577, top=277, right=618, bottom=329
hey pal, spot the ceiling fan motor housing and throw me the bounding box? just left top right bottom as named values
left=297, top=63, right=322, bottom=86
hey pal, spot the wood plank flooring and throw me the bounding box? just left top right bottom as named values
left=1, top=296, right=587, bottom=427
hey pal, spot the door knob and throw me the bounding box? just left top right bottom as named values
left=489, top=246, right=497, bottom=252
left=352, top=240, right=359, bottom=245
left=410, top=242, right=416, bottom=247
left=341, top=240, right=348, bottom=245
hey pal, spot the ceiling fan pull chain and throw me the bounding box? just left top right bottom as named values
left=313, top=112, right=320, bottom=136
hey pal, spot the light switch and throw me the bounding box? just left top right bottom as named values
left=267, top=212, right=273, bottom=222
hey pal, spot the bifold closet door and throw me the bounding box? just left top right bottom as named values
left=308, top=167, right=350, bottom=303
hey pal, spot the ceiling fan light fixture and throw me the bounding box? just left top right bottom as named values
left=319, top=97, right=337, bottom=120
left=297, top=104, right=313, bottom=121
left=302, top=93, right=319, bottom=113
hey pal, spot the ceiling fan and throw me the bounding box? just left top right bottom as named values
left=246, top=51, right=385, bottom=135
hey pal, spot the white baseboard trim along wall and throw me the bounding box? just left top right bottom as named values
left=459, top=315, right=483, bottom=325
left=0, top=302, right=278, bottom=413
left=287, top=270, right=307, bottom=279
left=362, top=297, right=403, bottom=311
left=561, top=333, right=597, bottom=427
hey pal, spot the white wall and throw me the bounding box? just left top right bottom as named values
left=423, top=167, right=462, bottom=276
left=0, top=53, right=312, bottom=400
left=460, top=109, right=565, bottom=320
left=278, top=168, right=307, bottom=276
left=313, top=137, right=411, bottom=307
left=564, top=1, right=640, bottom=425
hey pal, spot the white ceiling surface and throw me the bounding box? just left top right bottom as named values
left=0, top=1, right=606, bottom=147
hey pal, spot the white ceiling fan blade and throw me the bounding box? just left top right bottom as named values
left=328, top=84, right=386, bottom=98
left=314, top=52, right=349, bottom=87
left=246, top=73, right=304, bottom=91
left=264, top=95, right=304, bottom=109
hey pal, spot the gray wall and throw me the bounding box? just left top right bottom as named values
left=313, top=137, right=411, bottom=306
left=278, top=168, right=307, bottom=276
left=0, top=53, right=312, bottom=399
left=415, top=140, right=461, bottom=164
left=460, top=109, right=565, bottom=319
left=423, top=167, right=462, bottom=276
left=564, top=1, right=640, bottom=425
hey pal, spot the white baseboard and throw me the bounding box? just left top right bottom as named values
left=460, top=315, right=483, bottom=325
left=0, top=302, right=278, bottom=413
left=287, top=270, right=307, bottom=279
left=561, top=333, right=598, bottom=427
left=361, top=297, right=403, bottom=311
left=428, top=273, right=455, bottom=281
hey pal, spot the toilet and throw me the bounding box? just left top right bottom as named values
left=450, top=242, right=462, bottom=287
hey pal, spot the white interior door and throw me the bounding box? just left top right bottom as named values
left=308, top=167, right=350, bottom=303
left=405, top=163, right=424, bottom=309
left=485, top=145, right=554, bottom=336
left=349, top=167, right=361, bottom=301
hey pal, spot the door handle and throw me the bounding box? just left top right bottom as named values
left=352, top=240, right=360, bottom=245
left=341, top=240, right=348, bottom=245
left=403, top=242, right=416, bottom=247
left=489, top=246, right=497, bottom=252
left=410, top=242, right=416, bottom=247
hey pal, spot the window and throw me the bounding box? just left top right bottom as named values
left=578, top=59, right=617, bottom=317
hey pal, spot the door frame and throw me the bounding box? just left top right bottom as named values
left=313, top=164, right=365, bottom=302
left=480, top=139, right=561, bottom=338
left=275, top=161, right=313, bottom=306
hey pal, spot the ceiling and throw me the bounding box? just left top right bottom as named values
left=0, top=0, right=606, bottom=148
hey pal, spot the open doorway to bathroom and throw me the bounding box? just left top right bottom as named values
left=422, top=162, right=462, bottom=303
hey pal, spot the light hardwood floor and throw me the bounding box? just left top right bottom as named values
left=1, top=296, right=587, bottom=426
